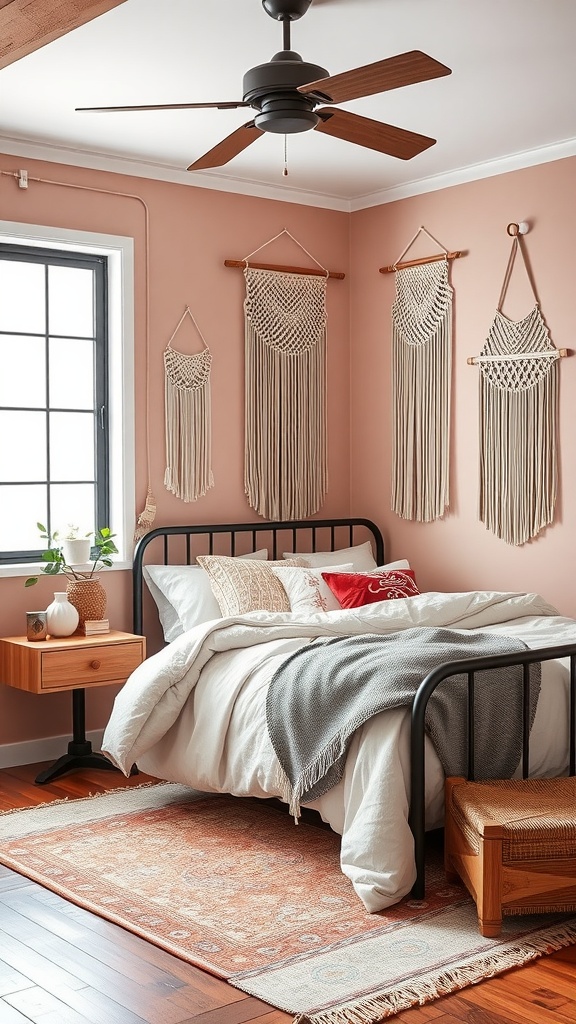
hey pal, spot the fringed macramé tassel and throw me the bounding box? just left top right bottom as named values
left=391, top=260, right=453, bottom=522
left=163, top=345, right=214, bottom=502
left=478, top=306, right=558, bottom=545
left=244, top=268, right=328, bottom=520
left=134, top=486, right=157, bottom=541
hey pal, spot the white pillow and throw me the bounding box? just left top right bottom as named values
left=377, top=559, right=410, bottom=571
left=144, top=549, right=268, bottom=642
left=282, top=540, right=377, bottom=572
left=272, top=563, right=353, bottom=614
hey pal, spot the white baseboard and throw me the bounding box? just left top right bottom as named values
left=0, top=730, right=105, bottom=770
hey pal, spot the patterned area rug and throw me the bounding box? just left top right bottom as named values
left=1, top=782, right=575, bottom=1024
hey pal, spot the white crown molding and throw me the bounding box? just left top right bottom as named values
left=349, top=137, right=576, bottom=211
left=1, top=132, right=575, bottom=213
left=0, top=133, right=350, bottom=211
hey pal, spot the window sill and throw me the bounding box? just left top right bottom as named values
left=0, top=563, right=132, bottom=580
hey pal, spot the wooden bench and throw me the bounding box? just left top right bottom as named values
left=444, top=776, right=576, bottom=936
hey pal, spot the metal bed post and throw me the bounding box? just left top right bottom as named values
left=410, top=644, right=576, bottom=899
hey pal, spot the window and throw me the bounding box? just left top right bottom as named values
left=0, top=222, right=134, bottom=573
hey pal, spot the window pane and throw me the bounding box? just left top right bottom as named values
left=0, top=411, right=46, bottom=481
left=51, top=484, right=96, bottom=538
left=49, top=411, right=95, bottom=481
left=49, top=266, right=94, bottom=338
left=49, top=337, right=94, bottom=409
left=0, top=260, right=45, bottom=333
left=0, top=335, right=46, bottom=408
left=0, top=485, right=47, bottom=551
left=0, top=241, right=110, bottom=564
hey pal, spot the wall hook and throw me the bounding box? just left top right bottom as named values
left=507, top=221, right=529, bottom=236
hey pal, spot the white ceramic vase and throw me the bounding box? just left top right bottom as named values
left=46, top=592, right=80, bottom=637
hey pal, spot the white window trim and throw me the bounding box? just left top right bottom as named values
left=0, top=219, right=135, bottom=576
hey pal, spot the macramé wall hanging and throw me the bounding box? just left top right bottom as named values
left=232, top=229, right=341, bottom=521
left=163, top=306, right=214, bottom=503
left=469, top=222, right=569, bottom=546
left=381, top=227, right=463, bottom=522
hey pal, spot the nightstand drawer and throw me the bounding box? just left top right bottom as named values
left=41, top=641, right=144, bottom=690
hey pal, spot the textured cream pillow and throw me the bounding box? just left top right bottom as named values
left=197, top=555, right=301, bottom=616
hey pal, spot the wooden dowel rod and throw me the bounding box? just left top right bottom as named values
left=467, top=349, right=569, bottom=365
left=379, top=251, right=464, bottom=274
left=224, top=259, right=345, bottom=279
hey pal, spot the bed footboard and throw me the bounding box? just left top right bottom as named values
left=409, top=643, right=576, bottom=898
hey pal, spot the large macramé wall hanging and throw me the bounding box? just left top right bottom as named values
left=163, top=306, right=214, bottom=503
left=382, top=227, right=463, bottom=522
left=240, top=230, right=333, bottom=521
left=469, top=223, right=568, bottom=546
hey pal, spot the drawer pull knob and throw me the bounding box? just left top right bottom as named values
left=90, top=659, right=101, bottom=670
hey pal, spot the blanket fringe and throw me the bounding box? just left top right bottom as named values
left=274, top=760, right=301, bottom=821
left=288, top=919, right=576, bottom=1024
left=274, top=736, right=349, bottom=821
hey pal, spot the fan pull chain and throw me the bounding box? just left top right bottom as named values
left=283, top=135, right=288, bottom=177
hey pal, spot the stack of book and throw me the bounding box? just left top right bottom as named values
left=81, top=619, right=110, bottom=636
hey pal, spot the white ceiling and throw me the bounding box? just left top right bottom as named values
left=1, top=0, right=575, bottom=211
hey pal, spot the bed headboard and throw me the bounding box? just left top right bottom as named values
left=133, top=517, right=384, bottom=636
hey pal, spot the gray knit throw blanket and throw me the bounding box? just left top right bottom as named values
left=265, top=627, right=540, bottom=817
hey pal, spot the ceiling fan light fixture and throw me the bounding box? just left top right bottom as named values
left=255, top=95, right=319, bottom=134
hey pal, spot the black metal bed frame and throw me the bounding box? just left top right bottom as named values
left=132, top=517, right=384, bottom=635
left=409, top=644, right=576, bottom=897
left=132, top=517, right=576, bottom=898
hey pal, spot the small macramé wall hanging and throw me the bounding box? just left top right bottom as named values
left=469, top=222, right=569, bottom=546
left=227, top=229, right=344, bottom=521
left=163, top=306, right=214, bottom=503
left=381, top=227, right=463, bottom=522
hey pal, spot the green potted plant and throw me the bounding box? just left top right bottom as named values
left=25, top=524, right=118, bottom=628
left=25, top=524, right=117, bottom=587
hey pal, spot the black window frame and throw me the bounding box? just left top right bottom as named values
left=0, top=242, right=109, bottom=565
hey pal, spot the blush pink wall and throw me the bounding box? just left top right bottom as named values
left=3, top=149, right=576, bottom=757
left=0, top=153, right=351, bottom=748
left=350, top=156, right=576, bottom=618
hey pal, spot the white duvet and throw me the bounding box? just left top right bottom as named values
left=102, top=590, right=576, bottom=912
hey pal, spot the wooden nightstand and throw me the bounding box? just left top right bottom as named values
left=0, top=630, right=146, bottom=784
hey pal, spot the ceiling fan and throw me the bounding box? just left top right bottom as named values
left=76, top=0, right=451, bottom=172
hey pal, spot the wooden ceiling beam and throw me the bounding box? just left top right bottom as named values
left=0, top=1, right=128, bottom=69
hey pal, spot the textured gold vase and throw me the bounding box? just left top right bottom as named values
left=66, top=577, right=107, bottom=625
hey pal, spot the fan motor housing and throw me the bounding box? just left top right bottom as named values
left=243, top=52, right=329, bottom=134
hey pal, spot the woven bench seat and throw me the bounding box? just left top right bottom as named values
left=444, top=776, right=576, bottom=936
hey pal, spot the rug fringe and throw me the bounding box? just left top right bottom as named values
left=0, top=780, right=165, bottom=821
left=290, top=920, right=576, bottom=1024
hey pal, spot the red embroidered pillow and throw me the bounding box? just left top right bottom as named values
left=322, top=568, right=420, bottom=609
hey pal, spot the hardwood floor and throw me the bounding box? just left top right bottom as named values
left=0, top=764, right=575, bottom=1024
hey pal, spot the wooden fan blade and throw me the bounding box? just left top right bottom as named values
left=315, top=107, right=435, bottom=160
left=187, top=122, right=262, bottom=171
left=76, top=101, right=248, bottom=112
left=299, top=50, right=451, bottom=103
